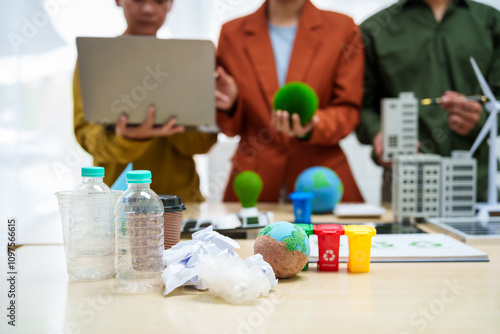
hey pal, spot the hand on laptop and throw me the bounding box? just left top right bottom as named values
left=215, top=66, right=238, bottom=112
left=115, top=105, right=185, bottom=140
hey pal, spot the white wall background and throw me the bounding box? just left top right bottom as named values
left=1, top=0, right=500, bottom=250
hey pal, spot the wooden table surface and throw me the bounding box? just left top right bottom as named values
left=1, top=240, right=499, bottom=334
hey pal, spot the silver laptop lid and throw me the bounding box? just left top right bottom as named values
left=76, top=36, right=216, bottom=129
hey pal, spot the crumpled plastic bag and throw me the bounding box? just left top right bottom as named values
left=162, top=226, right=277, bottom=304
left=196, top=251, right=276, bottom=304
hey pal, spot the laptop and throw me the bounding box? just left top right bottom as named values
left=76, top=37, right=217, bottom=130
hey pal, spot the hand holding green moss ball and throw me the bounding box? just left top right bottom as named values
left=273, top=82, right=319, bottom=126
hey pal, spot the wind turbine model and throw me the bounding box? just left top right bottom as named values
left=469, top=57, right=500, bottom=218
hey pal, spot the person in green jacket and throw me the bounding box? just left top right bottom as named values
left=356, top=0, right=500, bottom=202
left=73, top=0, right=238, bottom=202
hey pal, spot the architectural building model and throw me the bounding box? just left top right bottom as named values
left=393, top=152, right=476, bottom=222
left=440, top=151, right=477, bottom=218
left=382, top=92, right=419, bottom=162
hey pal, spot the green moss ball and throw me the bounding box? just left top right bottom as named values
left=273, top=82, right=319, bottom=126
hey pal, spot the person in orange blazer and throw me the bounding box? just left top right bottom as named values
left=216, top=0, right=364, bottom=203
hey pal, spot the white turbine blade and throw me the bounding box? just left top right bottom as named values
left=469, top=112, right=496, bottom=155
left=470, top=57, right=497, bottom=103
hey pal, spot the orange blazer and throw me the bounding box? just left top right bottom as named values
left=217, top=0, right=364, bottom=203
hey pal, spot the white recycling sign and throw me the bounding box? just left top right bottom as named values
left=323, top=249, right=336, bottom=262
left=355, top=251, right=366, bottom=263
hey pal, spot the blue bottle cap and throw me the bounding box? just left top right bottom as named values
left=82, top=166, right=105, bottom=177
left=126, top=170, right=152, bottom=183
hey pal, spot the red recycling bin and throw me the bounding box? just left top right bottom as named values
left=313, top=224, right=344, bottom=271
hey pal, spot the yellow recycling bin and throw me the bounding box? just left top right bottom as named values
left=344, top=225, right=377, bottom=273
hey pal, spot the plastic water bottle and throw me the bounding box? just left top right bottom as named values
left=73, top=167, right=111, bottom=195
left=62, top=167, right=116, bottom=280
left=114, top=170, right=165, bottom=294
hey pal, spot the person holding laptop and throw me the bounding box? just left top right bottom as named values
left=73, top=0, right=237, bottom=202
left=216, top=0, right=365, bottom=202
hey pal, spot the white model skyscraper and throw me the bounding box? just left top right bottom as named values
left=393, top=152, right=476, bottom=222
left=393, top=154, right=441, bottom=223
left=440, top=151, right=477, bottom=217
left=382, top=92, right=418, bottom=162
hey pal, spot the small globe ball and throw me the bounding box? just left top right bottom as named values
left=254, top=221, right=310, bottom=279
left=294, top=166, right=344, bottom=213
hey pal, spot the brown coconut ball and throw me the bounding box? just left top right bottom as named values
left=254, top=235, right=308, bottom=279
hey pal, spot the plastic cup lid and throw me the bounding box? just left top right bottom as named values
left=82, top=166, right=105, bottom=177
left=160, top=195, right=186, bottom=212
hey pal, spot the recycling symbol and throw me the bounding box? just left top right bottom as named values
left=323, top=250, right=336, bottom=262
left=355, top=251, right=366, bottom=263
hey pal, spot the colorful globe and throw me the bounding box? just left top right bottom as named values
left=294, top=166, right=344, bottom=213
left=254, top=221, right=310, bottom=279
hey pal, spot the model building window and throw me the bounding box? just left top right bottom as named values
left=453, top=175, right=473, bottom=181
left=453, top=206, right=473, bottom=211
left=453, top=186, right=473, bottom=192
left=389, top=135, right=398, bottom=147
left=453, top=196, right=473, bottom=201
left=453, top=165, right=473, bottom=171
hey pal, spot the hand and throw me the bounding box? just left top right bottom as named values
left=373, top=132, right=420, bottom=167
left=441, top=91, right=482, bottom=136
left=215, top=66, right=238, bottom=112
left=373, top=132, right=392, bottom=168
left=271, top=110, right=319, bottom=138
left=115, top=105, right=185, bottom=140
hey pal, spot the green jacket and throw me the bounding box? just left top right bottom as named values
left=356, top=0, right=500, bottom=201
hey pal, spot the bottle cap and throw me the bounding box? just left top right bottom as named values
left=82, top=166, right=105, bottom=177
left=126, top=170, right=152, bottom=183
left=160, top=195, right=186, bottom=212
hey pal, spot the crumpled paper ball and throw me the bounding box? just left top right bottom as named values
left=162, top=226, right=277, bottom=304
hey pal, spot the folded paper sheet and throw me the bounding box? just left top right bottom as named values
left=162, top=226, right=278, bottom=304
